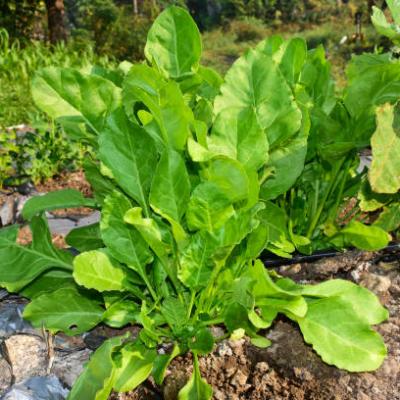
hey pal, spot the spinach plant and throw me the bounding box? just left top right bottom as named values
left=257, top=0, right=400, bottom=256
left=0, top=7, right=390, bottom=399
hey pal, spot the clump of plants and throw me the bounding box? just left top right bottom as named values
left=0, top=6, right=395, bottom=399
left=266, top=0, right=400, bottom=255
left=0, top=121, right=86, bottom=188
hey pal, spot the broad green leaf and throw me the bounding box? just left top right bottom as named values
left=23, top=287, right=103, bottom=335
left=161, top=297, right=187, bottom=329
left=374, top=202, right=400, bottom=232
left=113, top=342, right=156, bottom=392
left=150, top=148, right=191, bottom=239
left=67, top=334, right=129, bottom=400
left=83, top=158, right=116, bottom=205
left=0, top=225, right=18, bottom=244
left=330, top=220, right=390, bottom=251
left=248, top=260, right=302, bottom=299
left=208, top=108, right=269, bottom=171
left=22, top=189, right=97, bottom=220
left=301, top=279, right=388, bottom=325
left=274, top=37, right=307, bottom=86
left=194, top=65, right=224, bottom=101
left=73, top=250, right=131, bottom=292
left=32, top=67, right=121, bottom=135
left=178, top=354, right=212, bottom=400
left=247, top=201, right=295, bottom=258
left=358, top=179, right=390, bottom=212
left=152, top=344, right=180, bottom=385
left=260, top=97, right=309, bottom=200
left=21, top=270, right=75, bottom=299
left=300, top=46, right=335, bottom=113
left=124, top=207, right=170, bottom=263
left=256, top=35, right=284, bottom=56
left=215, top=49, right=301, bottom=147
left=371, top=5, right=400, bottom=45
left=124, top=208, right=179, bottom=289
left=99, top=108, right=157, bottom=214
left=344, top=56, right=400, bottom=117
left=295, top=297, right=387, bottom=372
left=178, top=231, right=217, bottom=290
left=190, top=328, right=214, bottom=355
left=0, top=216, right=72, bottom=292
left=145, top=6, right=202, bottom=79
left=224, top=302, right=256, bottom=336
left=248, top=308, right=274, bottom=329
left=123, top=64, right=193, bottom=151
left=66, top=223, right=104, bottom=252
left=212, top=204, right=263, bottom=248
left=387, top=0, right=400, bottom=24
left=201, top=157, right=249, bottom=203
left=102, top=300, right=139, bottom=328
left=258, top=296, right=308, bottom=318
left=369, top=103, right=400, bottom=194
left=186, top=182, right=235, bottom=232
left=251, top=336, right=272, bottom=348
left=101, top=192, right=152, bottom=277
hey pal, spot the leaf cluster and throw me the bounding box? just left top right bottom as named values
left=0, top=5, right=394, bottom=399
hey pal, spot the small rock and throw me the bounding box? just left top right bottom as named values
left=2, top=375, right=68, bottom=400
left=0, top=304, right=36, bottom=339
left=255, top=362, right=269, bottom=374
left=210, top=326, right=225, bottom=338
left=47, top=219, right=76, bottom=236
left=216, top=342, right=233, bottom=357
left=16, top=182, right=35, bottom=196
left=53, top=334, right=86, bottom=353
left=279, top=263, right=302, bottom=275
left=293, top=367, right=313, bottom=381
left=4, top=335, right=48, bottom=383
left=378, top=261, right=398, bottom=272
left=230, top=369, right=248, bottom=387
left=0, top=354, right=12, bottom=393
left=15, top=195, right=32, bottom=222
left=360, top=273, right=391, bottom=294
left=0, top=198, right=15, bottom=226
left=76, top=211, right=101, bottom=228
left=52, top=349, right=91, bottom=388
left=163, top=369, right=188, bottom=400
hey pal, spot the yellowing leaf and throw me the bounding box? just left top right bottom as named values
left=369, top=103, right=400, bottom=194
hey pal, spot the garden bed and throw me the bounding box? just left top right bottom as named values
left=0, top=247, right=398, bottom=400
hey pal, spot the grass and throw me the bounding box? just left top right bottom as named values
left=202, top=15, right=385, bottom=88
left=0, top=29, right=114, bottom=127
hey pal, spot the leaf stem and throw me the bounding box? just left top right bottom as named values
left=141, top=272, right=158, bottom=302
left=306, top=159, right=345, bottom=238
left=187, top=290, right=196, bottom=319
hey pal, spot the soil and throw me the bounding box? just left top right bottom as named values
left=110, top=248, right=400, bottom=400
left=1, top=170, right=95, bottom=248
left=35, top=170, right=92, bottom=197
left=35, top=170, right=94, bottom=218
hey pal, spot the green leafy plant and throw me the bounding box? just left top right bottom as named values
left=372, top=0, right=400, bottom=46
left=255, top=1, right=400, bottom=255
left=0, top=121, right=86, bottom=187
left=0, top=6, right=390, bottom=399
left=0, top=28, right=114, bottom=186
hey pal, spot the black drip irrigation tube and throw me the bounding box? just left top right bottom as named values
left=262, top=242, right=400, bottom=269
